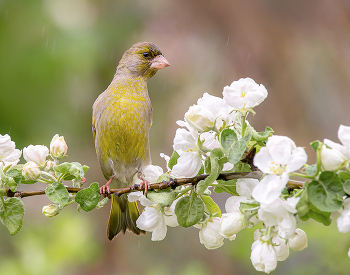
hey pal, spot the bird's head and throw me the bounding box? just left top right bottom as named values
left=117, top=42, right=170, bottom=79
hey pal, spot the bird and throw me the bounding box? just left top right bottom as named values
left=92, top=42, right=170, bottom=240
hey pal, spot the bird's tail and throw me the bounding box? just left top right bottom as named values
left=107, top=194, right=144, bottom=240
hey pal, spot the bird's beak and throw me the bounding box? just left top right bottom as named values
left=150, top=55, right=170, bottom=69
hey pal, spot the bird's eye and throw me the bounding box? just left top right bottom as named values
left=143, top=52, right=150, bottom=58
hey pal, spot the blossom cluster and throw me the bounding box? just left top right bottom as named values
left=128, top=78, right=350, bottom=273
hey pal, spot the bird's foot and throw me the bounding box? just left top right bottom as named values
left=100, top=176, right=114, bottom=198
left=138, top=173, right=151, bottom=197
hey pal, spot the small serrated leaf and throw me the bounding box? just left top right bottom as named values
left=305, top=164, right=317, bottom=177
left=247, top=126, right=274, bottom=142
left=310, top=140, right=321, bottom=152
left=0, top=197, right=25, bottom=235
left=75, top=182, right=100, bottom=212
left=175, top=196, right=204, bottom=227
left=45, top=182, right=69, bottom=206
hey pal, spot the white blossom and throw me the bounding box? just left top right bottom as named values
left=0, top=134, right=21, bottom=167
left=321, top=125, right=350, bottom=171
left=253, top=136, right=307, bottom=204
left=288, top=228, right=308, bottom=251
left=223, top=77, right=268, bottom=113
left=23, top=145, right=49, bottom=167
left=254, top=135, right=307, bottom=175
left=258, top=198, right=299, bottom=239
left=198, top=217, right=224, bottom=250
left=129, top=191, right=178, bottom=241
left=219, top=212, right=245, bottom=240
left=236, top=178, right=259, bottom=198
left=250, top=239, right=277, bottom=273
left=337, top=198, right=350, bottom=233
left=171, top=128, right=202, bottom=178
left=272, top=235, right=289, bottom=261
left=184, top=105, right=215, bottom=132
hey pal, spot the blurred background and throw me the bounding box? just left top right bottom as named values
left=1, top=0, right=350, bottom=274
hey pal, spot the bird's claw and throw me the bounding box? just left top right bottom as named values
left=100, top=185, right=111, bottom=198
left=140, top=180, right=151, bottom=197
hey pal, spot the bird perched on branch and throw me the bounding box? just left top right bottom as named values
left=92, top=42, right=170, bottom=240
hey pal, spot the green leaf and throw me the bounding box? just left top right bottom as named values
left=343, top=180, right=350, bottom=195
left=310, top=140, right=321, bottom=151
left=20, top=179, right=37, bottom=184
left=6, top=169, right=22, bottom=186
left=240, top=201, right=260, bottom=213
left=213, top=179, right=238, bottom=195
left=305, top=164, right=317, bottom=177
left=234, top=161, right=252, bottom=173
left=54, top=162, right=84, bottom=180
left=201, top=195, right=221, bottom=217
left=307, top=171, right=345, bottom=212
left=228, top=134, right=252, bottom=165
left=296, top=190, right=310, bottom=217
left=75, top=182, right=100, bottom=212
left=96, top=197, right=109, bottom=209
left=220, top=129, right=238, bottom=154
left=175, top=196, right=204, bottom=227
left=197, top=148, right=224, bottom=194
left=82, top=165, right=89, bottom=172
left=246, top=126, right=274, bottom=142
left=338, top=171, right=350, bottom=182
left=147, top=189, right=175, bottom=207
left=45, top=182, right=70, bottom=206
left=0, top=197, right=25, bottom=235
left=168, top=151, right=180, bottom=170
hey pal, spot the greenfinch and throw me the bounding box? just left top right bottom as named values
left=92, top=42, right=170, bottom=240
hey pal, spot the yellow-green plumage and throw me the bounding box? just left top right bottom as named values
left=92, top=42, right=169, bottom=240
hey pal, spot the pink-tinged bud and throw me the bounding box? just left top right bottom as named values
left=50, top=134, right=68, bottom=159
left=45, top=160, right=56, bottom=174
left=22, top=161, right=41, bottom=179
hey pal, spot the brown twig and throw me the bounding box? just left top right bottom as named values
left=5, top=170, right=305, bottom=198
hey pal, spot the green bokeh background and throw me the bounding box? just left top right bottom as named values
left=1, top=0, right=350, bottom=274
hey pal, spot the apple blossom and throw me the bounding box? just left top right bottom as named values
left=223, top=77, right=268, bottom=114
left=197, top=217, right=224, bottom=250
left=219, top=212, right=245, bottom=240
left=171, top=128, right=202, bottom=178
left=321, top=125, right=350, bottom=171
left=184, top=105, right=215, bottom=132
left=337, top=198, right=350, bottom=233
left=129, top=191, right=178, bottom=241
left=50, top=134, right=68, bottom=159
left=288, top=228, right=308, bottom=251
left=22, top=161, right=41, bottom=179
left=23, top=145, right=49, bottom=167
left=250, top=239, right=277, bottom=273
left=253, top=135, right=307, bottom=204
left=272, top=235, right=289, bottom=261
left=0, top=134, right=21, bottom=167
left=258, top=198, right=299, bottom=239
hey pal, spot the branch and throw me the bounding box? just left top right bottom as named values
left=5, top=171, right=305, bottom=198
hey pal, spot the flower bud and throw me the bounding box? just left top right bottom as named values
left=250, top=239, right=277, bottom=273
left=219, top=212, right=246, bottom=240
left=320, top=145, right=346, bottom=171
left=23, top=145, right=49, bottom=167
left=42, top=204, right=60, bottom=217
left=198, top=217, right=224, bottom=250
left=184, top=105, right=214, bottom=132
left=22, top=161, right=41, bottom=179
left=45, top=160, right=56, bottom=174
left=50, top=134, right=68, bottom=159
left=288, top=228, right=308, bottom=251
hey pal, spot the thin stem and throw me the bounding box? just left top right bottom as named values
left=41, top=171, right=57, bottom=182
left=241, top=115, right=247, bottom=137
left=291, top=172, right=314, bottom=179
